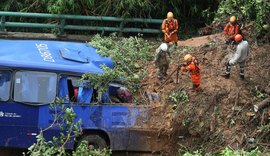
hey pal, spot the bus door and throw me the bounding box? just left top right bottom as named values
left=38, top=75, right=88, bottom=149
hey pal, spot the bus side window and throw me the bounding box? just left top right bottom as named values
left=58, top=76, right=81, bottom=103
left=58, top=76, right=95, bottom=104
left=0, top=71, right=11, bottom=101
left=14, top=71, right=57, bottom=104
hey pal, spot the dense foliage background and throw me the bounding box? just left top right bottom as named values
left=0, top=0, right=217, bottom=36
left=0, top=0, right=217, bottom=20
left=0, top=0, right=268, bottom=35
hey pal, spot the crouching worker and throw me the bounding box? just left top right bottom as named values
left=221, top=34, right=249, bottom=80
left=154, top=43, right=170, bottom=81
left=180, top=54, right=202, bottom=91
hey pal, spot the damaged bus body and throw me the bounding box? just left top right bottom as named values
left=0, top=40, right=159, bottom=152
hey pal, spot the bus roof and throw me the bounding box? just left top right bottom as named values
left=0, top=40, right=114, bottom=74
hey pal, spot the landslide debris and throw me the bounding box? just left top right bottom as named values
left=142, top=32, right=270, bottom=155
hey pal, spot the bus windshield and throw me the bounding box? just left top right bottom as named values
left=0, top=71, right=11, bottom=101
left=14, top=71, right=57, bottom=104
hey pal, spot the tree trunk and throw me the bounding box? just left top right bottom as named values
left=254, top=97, right=270, bottom=112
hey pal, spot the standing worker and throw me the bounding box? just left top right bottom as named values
left=224, top=16, right=240, bottom=44
left=180, top=54, right=201, bottom=91
left=154, top=43, right=170, bottom=81
left=222, top=34, right=249, bottom=80
left=162, top=11, right=179, bottom=55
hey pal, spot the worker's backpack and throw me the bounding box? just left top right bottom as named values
left=193, top=58, right=200, bottom=70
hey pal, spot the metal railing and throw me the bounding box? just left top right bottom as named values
left=0, top=11, right=163, bottom=35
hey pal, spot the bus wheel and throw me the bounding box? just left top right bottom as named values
left=79, top=134, right=107, bottom=150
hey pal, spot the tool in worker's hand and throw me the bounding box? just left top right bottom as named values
left=157, top=66, right=178, bottom=90
left=176, top=64, right=187, bottom=84
left=166, top=33, right=171, bottom=40
left=157, top=64, right=186, bottom=90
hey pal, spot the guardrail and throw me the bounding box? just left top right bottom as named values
left=0, top=11, right=163, bottom=35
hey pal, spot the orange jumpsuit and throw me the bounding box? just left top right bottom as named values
left=162, top=18, right=179, bottom=43
left=181, top=58, right=201, bottom=90
left=224, top=22, right=239, bottom=40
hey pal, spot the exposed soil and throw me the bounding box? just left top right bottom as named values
left=141, top=31, right=270, bottom=155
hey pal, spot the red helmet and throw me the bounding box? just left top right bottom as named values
left=234, top=34, right=243, bottom=42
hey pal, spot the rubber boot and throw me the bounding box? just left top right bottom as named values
left=193, top=84, right=202, bottom=91
left=221, top=73, right=230, bottom=79
left=240, top=74, right=245, bottom=80
left=221, top=62, right=231, bottom=79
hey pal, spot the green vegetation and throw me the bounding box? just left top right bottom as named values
left=27, top=98, right=111, bottom=156
left=0, top=0, right=216, bottom=20
left=179, top=147, right=261, bottom=156
left=0, top=0, right=218, bottom=36
left=81, top=65, right=124, bottom=102
left=83, top=34, right=154, bottom=99
left=215, top=0, right=270, bottom=33
left=1, top=0, right=269, bottom=35
left=253, top=87, right=268, bottom=99
left=169, top=88, right=189, bottom=104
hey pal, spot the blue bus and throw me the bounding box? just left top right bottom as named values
left=0, top=40, right=157, bottom=152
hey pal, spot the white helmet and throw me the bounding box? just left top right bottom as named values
left=160, top=43, right=168, bottom=51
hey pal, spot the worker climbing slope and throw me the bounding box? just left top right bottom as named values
left=154, top=43, right=170, bottom=81
left=222, top=34, right=249, bottom=80
left=180, top=54, right=202, bottom=91
left=224, top=16, right=240, bottom=44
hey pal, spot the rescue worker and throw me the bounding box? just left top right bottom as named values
left=180, top=54, right=201, bottom=91
left=154, top=43, right=170, bottom=80
left=162, top=12, right=179, bottom=45
left=224, top=16, right=240, bottom=44
left=222, top=34, right=249, bottom=80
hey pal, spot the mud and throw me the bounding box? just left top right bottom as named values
left=142, top=32, right=270, bottom=155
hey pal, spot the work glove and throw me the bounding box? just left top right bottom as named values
left=178, top=64, right=185, bottom=69
left=179, top=64, right=187, bottom=71
left=180, top=66, right=186, bottom=71
left=181, top=63, right=187, bottom=67
left=165, top=32, right=171, bottom=39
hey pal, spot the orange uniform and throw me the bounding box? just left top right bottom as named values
left=162, top=18, right=179, bottom=43
left=224, top=22, right=239, bottom=39
left=181, top=58, right=201, bottom=90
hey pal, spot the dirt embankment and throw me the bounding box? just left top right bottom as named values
left=142, top=32, right=270, bottom=155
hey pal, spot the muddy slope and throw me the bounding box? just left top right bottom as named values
left=142, top=33, right=270, bottom=155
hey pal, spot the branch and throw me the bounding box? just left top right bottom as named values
left=254, top=97, right=270, bottom=112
